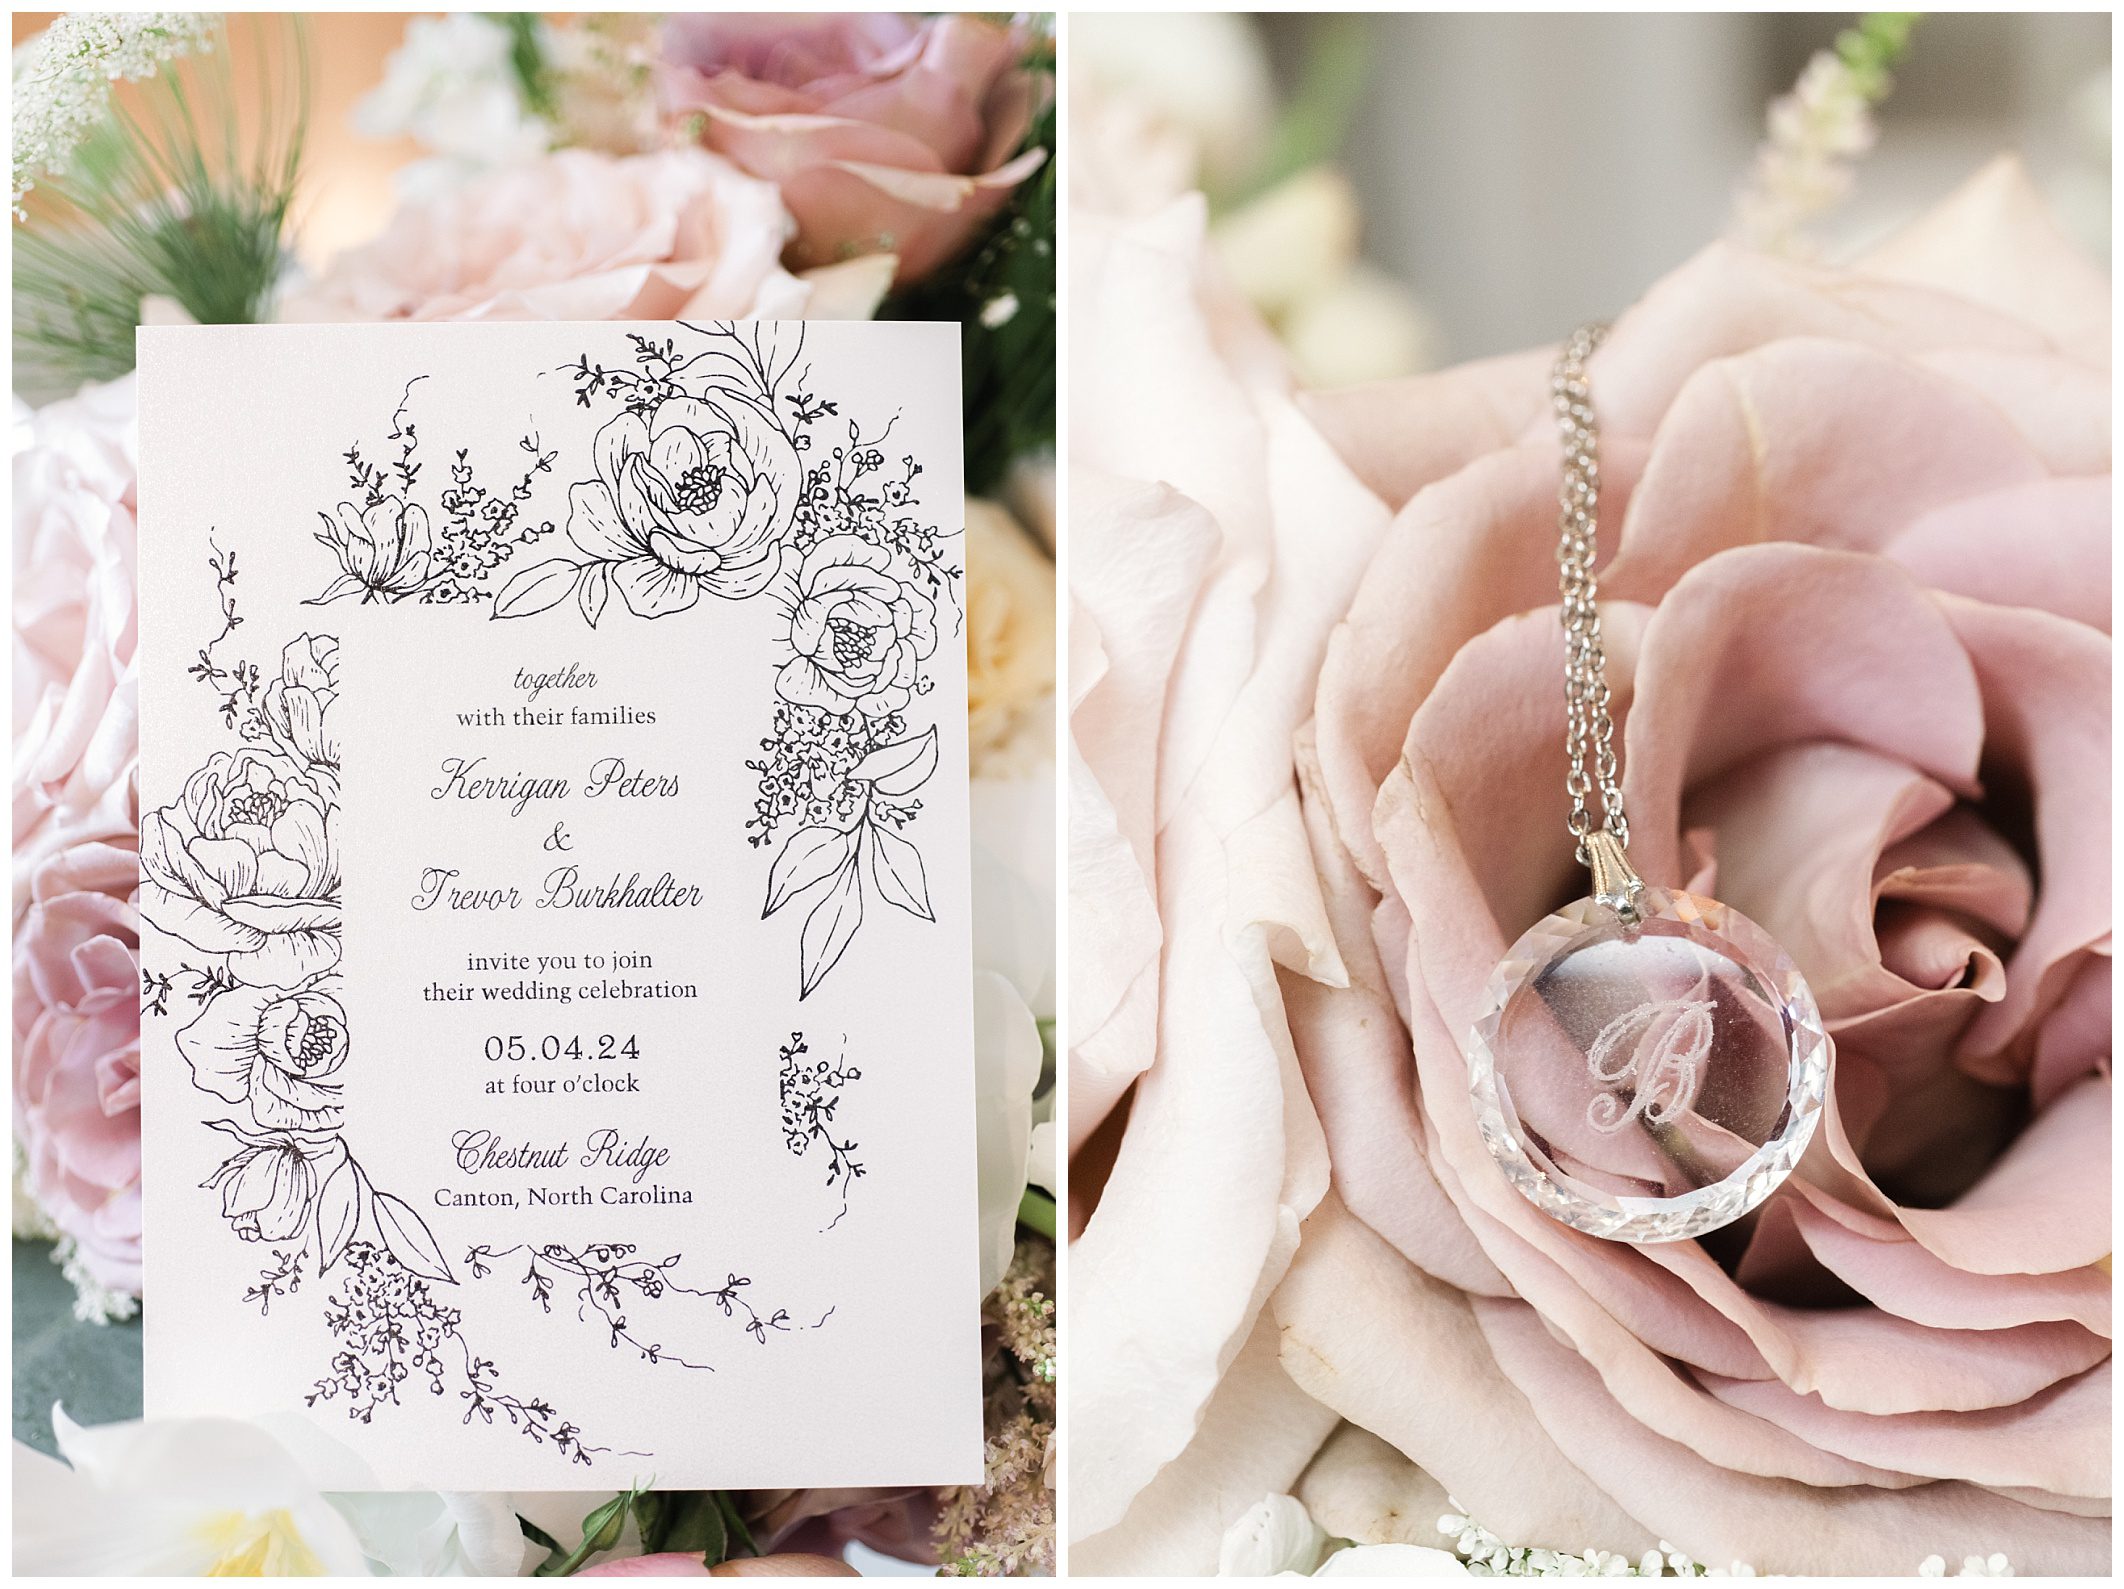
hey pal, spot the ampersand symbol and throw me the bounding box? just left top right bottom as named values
left=544, top=822, right=573, bottom=853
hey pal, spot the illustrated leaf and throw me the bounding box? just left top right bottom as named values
left=491, top=558, right=584, bottom=620
left=762, top=824, right=854, bottom=917
left=303, top=571, right=367, bottom=607
left=373, top=1190, right=455, bottom=1283
left=868, top=823, right=934, bottom=922
left=577, top=561, right=611, bottom=627
left=315, top=1159, right=362, bottom=1273
left=798, top=854, right=864, bottom=999
left=848, top=726, right=938, bottom=797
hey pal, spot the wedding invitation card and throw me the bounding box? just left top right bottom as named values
left=136, top=321, right=983, bottom=1489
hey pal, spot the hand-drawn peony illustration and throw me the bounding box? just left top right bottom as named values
left=177, top=983, right=349, bottom=1133
left=145, top=334, right=861, bottom=1467
left=777, top=534, right=940, bottom=717
left=138, top=746, right=341, bottom=989
left=254, top=635, right=342, bottom=800
left=316, top=321, right=968, bottom=998
left=495, top=391, right=802, bottom=618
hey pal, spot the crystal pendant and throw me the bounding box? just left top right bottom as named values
left=1468, top=868, right=1828, bottom=1244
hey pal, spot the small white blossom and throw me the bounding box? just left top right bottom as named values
left=11, top=11, right=216, bottom=214
left=1733, top=48, right=1879, bottom=256
left=1217, top=1493, right=1326, bottom=1577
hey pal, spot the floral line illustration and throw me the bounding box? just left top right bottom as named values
left=464, top=1241, right=814, bottom=1371
left=301, top=322, right=961, bottom=998
left=142, top=552, right=608, bottom=1461
left=777, top=1031, right=865, bottom=1230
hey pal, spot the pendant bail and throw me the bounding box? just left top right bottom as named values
left=1582, top=828, right=1644, bottom=922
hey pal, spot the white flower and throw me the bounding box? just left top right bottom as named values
left=15, top=1407, right=368, bottom=1574
left=1217, top=1493, right=1325, bottom=1576
left=974, top=967, right=1044, bottom=1296
left=14, top=1408, right=532, bottom=1574
left=354, top=13, right=549, bottom=181
left=11, top=12, right=216, bottom=213
left=1316, top=1541, right=1471, bottom=1577
left=330, top=1491, right=530, bottom=1576
left=965, top=498, right=1057, bottom=775
left=1073, top=13, right=1276, bottom=195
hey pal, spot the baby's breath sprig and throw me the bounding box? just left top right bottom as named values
left=10, top=11, right=217, bottom=215
left=1732, top=13, right=1920, bottom=257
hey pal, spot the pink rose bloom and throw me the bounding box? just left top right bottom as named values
left=282, top=148, right=817, bottom=323
left=1069, top=160, right=2108, bottom=1575
left=659, top=13, right=1047, bottom=286
left=14, top=832, right=144, bottom=1298
left=12, top=376, right=139, bottom=921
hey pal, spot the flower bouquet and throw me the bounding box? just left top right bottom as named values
left=13, top=10, right=1054, bottom=1577
left=1069, top=12, right=2107, bottom=1579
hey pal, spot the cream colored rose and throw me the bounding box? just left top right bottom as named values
left=964, top=499, right=1056, bottom=773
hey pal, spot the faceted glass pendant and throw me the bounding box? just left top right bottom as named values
left=1468, top=887, right=1828, bottom=1244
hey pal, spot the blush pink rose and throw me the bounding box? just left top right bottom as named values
left=281, top=148, right=817, bottom=324
left=1068, top=161, right=2108, bottom=1575
left=13, top=831, right=144, bottom=1297
left=658, top=13, right=1047, bottom=285
left=12, top=376, right=139, bottom=920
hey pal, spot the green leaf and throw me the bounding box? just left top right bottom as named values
left=1018, top=1187, right=1057, bottom=1241
left=533, top=1486, right=640, bottom=1577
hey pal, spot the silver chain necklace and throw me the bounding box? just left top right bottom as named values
left=1465, top=326, right=1830, bottom=1245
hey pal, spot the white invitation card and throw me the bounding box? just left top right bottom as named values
left=136, top=321, right=982, bottom=1489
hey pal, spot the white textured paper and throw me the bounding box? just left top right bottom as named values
left=136, top=321, right=982, bottom=1489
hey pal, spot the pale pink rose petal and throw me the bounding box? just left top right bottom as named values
left=1288, top=732, right=1509, bottom=1300
left=1858, top=156, right=2110, bottom=356
left=1772, top=1195, right=2110, bottom=1336
left=1071, top=1316, right=1338, bottom=1574
left=282, top=149, right=812, bottom=325
left=662, top=13, right=1042, bottom=288
left=1620, top=544, right=1987, bottom=892
left=1294, top=1424, right=1456, bottom=1550
left=1313, top=441, right=1647, bottom=892
left=2028, top=950, right=2112, bottom=1109
left=1069, top=808, right=1327, bottom=1539
left=1476, top=1297, right=2108, bottom=1574
left=1274, top=1198, right=1657, bottom=1558
left=1295, top=348, right=1552, bottom=510
left=1895, top=1074, right=2111, bottom=1277
left=1940, top=600, right=2111, bottom=1068
left=1610, top=341, right=2047, bottom=601
left=1639, top=1240, right=2107, bottom=1416
left=1589, top=241, right=2053, bottom=442
left=1889, top=477, right=2110, bottom=634
left=1913, top=350, right=2112, bottom=476
left=1682, top=743, right=1964, bottom=1020
left=1703, top=1360, right=2109, bottom=1497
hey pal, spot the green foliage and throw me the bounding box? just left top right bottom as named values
left=1838, top=12, right=1922, bottom=100
left=494, top=12, right=557, bottom=121
left=522, top=1485, right=758, bottom=1576
left=12, top=16, right=308, bottom=403
left=881, top=39, right=1055, bottom=496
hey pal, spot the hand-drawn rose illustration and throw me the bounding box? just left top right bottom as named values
left=776, top=534, right=940, bottom=717
left=139, top=747, right=340, bottom=989
left=178, top=983, right=349, bottom=1133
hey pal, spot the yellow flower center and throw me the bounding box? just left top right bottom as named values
left=196, top=1510, right=327, bottom=1576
